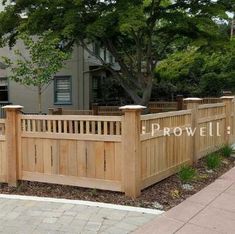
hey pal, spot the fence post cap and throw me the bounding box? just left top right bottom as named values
left=220, top=96, right=235, bottom=100
left=2, top=105, right=23, bottom=110
left=183, top=98, right=202, bottom=103
left=119, top=105, right=146, bottom=111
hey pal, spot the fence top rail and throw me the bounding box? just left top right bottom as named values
left=141, top=109, right=191, bottom=121
left=21, top=114, right=122, bottom=122
left=0, top=119, right=5, bottom=124
left=198, top=103, right=225, bottom=110
left=63, top=109, right=93, bottom=112
left=149, top=101, right=177, bottom=105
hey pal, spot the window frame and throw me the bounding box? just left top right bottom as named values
left=54, top=76, right=72, bottom=105
left=0, top=77, right=9, bottom=103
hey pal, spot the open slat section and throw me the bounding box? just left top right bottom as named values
left=21, top=115, right=122, bottom=142
left=140, top=110, right=192, bottom=189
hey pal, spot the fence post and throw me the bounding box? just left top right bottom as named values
left=92, top=103, right=99, bottom=115
left=120, top=105, right=146, bottom=198
left=2, top=105, right=23, bottom=186
left=221, top=96, right=235, bottom=144
left=176, top=95, right=184, bottom=110
left=184, top=98, right=202, bottom=163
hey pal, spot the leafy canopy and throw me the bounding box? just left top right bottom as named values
left=0, top=0, right=234, bottom=104
left=156, top=41, right=235, bottom=96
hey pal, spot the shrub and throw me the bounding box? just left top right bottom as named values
left=206, top=153, right=221, bottom=170
left=178, top=165, right=197, bottom=183
left=220, top=144, right=233, bottom=158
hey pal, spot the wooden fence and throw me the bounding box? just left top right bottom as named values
left=0, top=96, right=234, bottom=198
left=49, top=97, right=222, bottom=116
left=0, top=119, right=6, bottom=182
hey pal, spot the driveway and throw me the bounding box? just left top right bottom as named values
left=0, top=194, right=162, bottom=234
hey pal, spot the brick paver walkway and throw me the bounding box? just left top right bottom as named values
left=135, top=166, right=235, bottom=234
left=0, top=196, right=159, bottom=234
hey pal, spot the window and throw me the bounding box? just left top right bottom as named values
left=93, top=43, right=101, bottom=57
left=0, top=77, right=8, bottom=102
left=54, top=76, right=72, bottom=105
left=92, top=76, right=102, bottom=102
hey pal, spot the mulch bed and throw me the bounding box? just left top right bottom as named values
left=0, top=156, right=234, bottom=211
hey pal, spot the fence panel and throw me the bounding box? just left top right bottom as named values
left=148, top=102, right=178, bottom=113
left=197, top=103, right=226, bottom=158
left=97, top=106, right=121, bottom=116
left=0, top=119, right=6, bottom=182
left=140, top=110, right=193, bottom=189
left=232, top=100, right=235, bottom=143
left=20, top=115, right=123, bottom=191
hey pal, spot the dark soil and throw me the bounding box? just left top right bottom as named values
left=0, top=156, right=234, bottom=211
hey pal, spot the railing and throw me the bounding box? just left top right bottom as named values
left=21, top=115, right=122, bottom=141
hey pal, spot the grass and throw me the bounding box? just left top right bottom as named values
left=220, top=144, right=234, bottom=158
left=206, top=153, right=222, bottom=170
left=178, top=165, right=197, bottom=183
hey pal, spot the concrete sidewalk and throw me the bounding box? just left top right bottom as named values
left=135, top=167, right=235, bottom=234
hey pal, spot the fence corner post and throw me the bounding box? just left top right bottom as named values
left=184, top=98, right=202, bottom=163
left=221, top=96, right=235, bottom=144
left=120, top=105, right=146, bottom=198
left=2, top=105, right=23, bottom=187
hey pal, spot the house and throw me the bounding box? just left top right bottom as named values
left=0, top=1, right=120, bottom=115
left=0, top=1, right=123, bottom=116
left=0, top=39, right=119, bottom=115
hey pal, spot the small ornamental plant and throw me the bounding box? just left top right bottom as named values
left=220, top=144, right=233, bottom=158
left=178, top=165, right=197, bottom=184
left=206, top=153, right=221, bottom=170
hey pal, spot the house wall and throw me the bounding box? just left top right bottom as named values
left=0, top=2, right=119, bottom=113
left=0, top=40, right=92, bottom=113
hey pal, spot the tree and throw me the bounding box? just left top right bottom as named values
left=0, top=0, right=233, bottom=105
left=2, top=32, right=71, bottom=113
left=156, top=41, right=235, bottom=97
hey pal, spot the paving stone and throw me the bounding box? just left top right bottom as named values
left=0, top=197, right=157, bottom=234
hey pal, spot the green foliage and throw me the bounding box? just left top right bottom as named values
left=220, top=145, right=234, bottom=158
left=206, top=153, right=222, bottom=170
left=2, top=31, right=71, bottom=87
left=156, top=41, right=235, bottom=97
left=178, top=165, right=197, bottom=183
left=1, top=31, right=71, bottom=112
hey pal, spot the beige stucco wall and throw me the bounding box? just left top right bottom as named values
left=0, top=41, right=92, bottom=113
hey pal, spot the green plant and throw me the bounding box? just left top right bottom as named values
left=178, top=165, right=197, bottom=183
left=90, top=188, right=98, bottom=197
left=220, top=144, right=233, bottom=158
left=206, top=153, right=222, bottom=170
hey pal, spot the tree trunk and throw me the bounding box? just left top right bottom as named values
left=38, top=85, right=42, bottom=114
left=120, top=76, right=153, bottom=107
